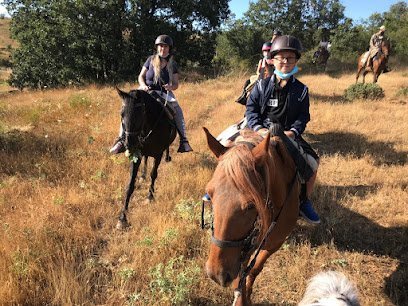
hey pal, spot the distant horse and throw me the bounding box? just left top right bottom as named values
left=312, top=47, right=330, bottom=71
left=116, top=88, right=177, bottom=230
left=356, top=40, right=390, bottom=83
left=203, top=128, right=300, bottom=306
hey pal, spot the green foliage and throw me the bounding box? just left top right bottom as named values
left=136, top=236, right=154, bottom=247
left=175, top=198, right=200, bottom=222
left=218, top=0, right=407, bottom=72
left=160, top=228, right=179, bottom=247
left=149, top=256, right=201, bottom=305
left=217, top=0, right=347, bottom=69
left=244, top=0, right=346, bottom=49
left=91, top=169, right=107, bottom=181
left=331, top=258, right=348, bottom=267
left=396, top=87, right=408, bottom=97
left=23, top=108, right=41, bottom=126
left=330, top=20, right=370, bottom=62
left=4, top=0, right=229, bottom=88
left=118, top=267, right=136, bottom=281
left=214, top=22, right=264, bottom=72
left=53, top=195, right=65, bottom=206
left=68, top=94, right=91, bottom=108
left=10, top=250, right=29, bottom=278
left=344, top=83, right=385, bottom=101
left=384, top=2, right=408, bottom=58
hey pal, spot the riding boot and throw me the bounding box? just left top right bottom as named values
left=235, top=79, right=250, bottom=105
left=172, top=102, right=193, bottom=153
left=109, top=123, right=126, bottom=154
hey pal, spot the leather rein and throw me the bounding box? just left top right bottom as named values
left=123, top=89, right=169, bottom=149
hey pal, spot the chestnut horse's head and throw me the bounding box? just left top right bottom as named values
left=203, top=127, right=276, bottom=287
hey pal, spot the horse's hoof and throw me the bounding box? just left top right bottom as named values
left=116, top=220, right=129, bottom=230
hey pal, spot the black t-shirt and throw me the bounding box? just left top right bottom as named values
left=265, top=77, right=290, bottom=126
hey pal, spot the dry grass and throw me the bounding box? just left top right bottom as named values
left=0, top=69, right=407, bottom=305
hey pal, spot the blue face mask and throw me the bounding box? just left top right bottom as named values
left=274, top=66, right=299, bottom=80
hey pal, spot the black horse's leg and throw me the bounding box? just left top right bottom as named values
left=147, top=153, right=164, bottom=201
left=140, top=156, right=148, bottom=181
left=117, top=158, right=142, bottom=230
left=165, top=147, right=171, bottom=162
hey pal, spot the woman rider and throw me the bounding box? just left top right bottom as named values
left=110, top=34, right=193, bottom=154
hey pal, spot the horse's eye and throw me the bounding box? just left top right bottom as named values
left=246, top=202, right=255, bottom=210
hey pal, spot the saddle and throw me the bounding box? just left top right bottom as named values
left=268, top=123, right=314, bottom=182
left=148, top=90, right=176, bottom=121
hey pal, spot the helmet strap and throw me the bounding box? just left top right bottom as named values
left=159, top=54, right=171, bottom=61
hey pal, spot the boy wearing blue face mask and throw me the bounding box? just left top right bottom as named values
left=246, top=35, right=320, bottom=224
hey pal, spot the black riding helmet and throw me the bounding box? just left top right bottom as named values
left=270, top=35, right=303, bottom=59
left=155, top=35, right=173, bottom=48
left=272, top=29, right=282, bottom=36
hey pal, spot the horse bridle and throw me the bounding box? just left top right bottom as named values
left=123, top=99, right=146, bottom=150
left=122, top=89, right=169, bottom=150
left=201, top=168, right=299, bottom=301
left=209, top=213, right=261, bottom=263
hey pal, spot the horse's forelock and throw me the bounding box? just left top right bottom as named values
left=218, top=143, right=272, bottom=231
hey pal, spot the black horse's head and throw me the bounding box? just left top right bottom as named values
left=116, top=88, right=146, bottom=153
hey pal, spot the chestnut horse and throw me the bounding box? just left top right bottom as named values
left=356, top=40, right=390, bottom=83
left=203, top=128, right=300, bottom=306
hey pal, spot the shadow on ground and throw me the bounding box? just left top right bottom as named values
left=306, top=131, right=407, bottom=166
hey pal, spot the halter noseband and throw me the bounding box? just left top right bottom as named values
left=122, top=100, right=146, bottom=149
left=202, top=167, right=299, bottom=301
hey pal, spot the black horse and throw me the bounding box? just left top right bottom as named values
left=116, top=88, right=177, bottom=229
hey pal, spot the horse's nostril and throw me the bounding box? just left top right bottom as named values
left=224, top=272, right=232, bottom=285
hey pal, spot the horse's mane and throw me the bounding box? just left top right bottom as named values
left=127, top=89, right=164, bottom=113
left=217, top=130, right=275, bottom=233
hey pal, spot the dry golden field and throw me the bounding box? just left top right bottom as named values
left=0, top=69, right=407, bottom=305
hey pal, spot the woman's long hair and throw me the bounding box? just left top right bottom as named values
left=151, top=54, right=175, bottom=85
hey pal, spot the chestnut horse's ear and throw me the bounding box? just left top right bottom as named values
left=203, top=127, right=228, bottom=159
left=252, top=132, right=270, bottom=165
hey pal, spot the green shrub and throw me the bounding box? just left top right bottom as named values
left=149, top=256, right=201, bottom=305
left=344, top=83, right=385, bottom=101
left=396, top=87, right=408, bottom=97
left=175, top=198, right=199, bottom=222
